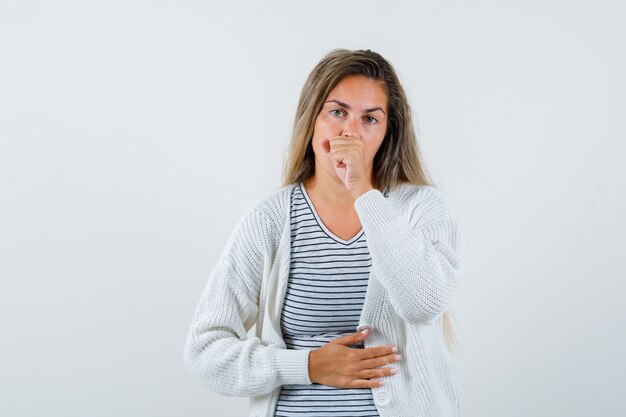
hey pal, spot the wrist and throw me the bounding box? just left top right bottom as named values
left=351, top=184, right=374, bottom=200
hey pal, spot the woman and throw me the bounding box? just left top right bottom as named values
left=183, top=48, right=467, bottom=417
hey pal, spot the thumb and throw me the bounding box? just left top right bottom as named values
left=321, top=138, right=331, bottom=153
left=328, top=328, right=370, bottom=345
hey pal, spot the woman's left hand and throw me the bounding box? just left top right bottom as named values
left=322, top=136, right=374, bottom=199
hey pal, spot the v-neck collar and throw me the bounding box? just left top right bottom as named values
left=298, top=182, right=364, bottom=245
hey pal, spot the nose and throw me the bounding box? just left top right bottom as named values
left=341, top=114, right=360, bottom=139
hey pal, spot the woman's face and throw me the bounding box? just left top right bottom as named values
left=311, top=75, right=388, bottom=185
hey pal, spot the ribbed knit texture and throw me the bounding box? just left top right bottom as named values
left=183, top=182, right=467, bottom=417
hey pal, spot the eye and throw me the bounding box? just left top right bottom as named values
left=330, top=109, right=345, bottom=117
left=365, top=116, right=378, bottom=124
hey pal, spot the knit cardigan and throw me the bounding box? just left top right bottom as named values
left=183, top=182, right=467, bottom=417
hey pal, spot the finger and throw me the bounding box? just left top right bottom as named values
left=328, top=142, right=363, bottom=153
left=358, top=352, right=402, bottom=370
left=347, top=378, right=385, bottom=389
left=356, top=345, right=397, bottom=359
left=327, top=150, right=348, bottom=168
left=354, top=366, right=397, bottom=380
left=330, top=139, right=364, bottom=151
left=328, top=329, right=370, bottom=345
left=332, top=135, right=361, bottom=142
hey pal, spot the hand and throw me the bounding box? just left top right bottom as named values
left=322, top=136, right=374, bottom=199
left=308, top=328, right=402, bottom=388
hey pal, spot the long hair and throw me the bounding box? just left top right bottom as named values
left=282, top=48, right=458, bottom=352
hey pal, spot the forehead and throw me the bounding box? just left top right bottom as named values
left=326, top=75, right=388, bottom=108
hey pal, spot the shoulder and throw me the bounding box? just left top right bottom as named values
left=388, top=183, right=448, bottom=206
left=388, top=183, right=458, bottom=225
left=238, top=183, right=295, bottom=232
left=250, top=183, right=294, bottom=218
left=220, top=184, right=295, bottom=261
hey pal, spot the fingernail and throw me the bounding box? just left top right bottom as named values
left=360, top=329, right=369, bottom=334
left=394, top=354, right=402, bottom=361
left=391, top=346, right=398, bottom=352
left=389, top=368, right=398, bottom=375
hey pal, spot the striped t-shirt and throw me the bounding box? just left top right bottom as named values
left=273, top=182, right=382, bottom=417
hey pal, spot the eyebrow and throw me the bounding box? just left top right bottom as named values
left=325, top=99, right=386, bottom=115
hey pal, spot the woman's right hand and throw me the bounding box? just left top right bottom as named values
left=307, top=328, right=402, bottom=388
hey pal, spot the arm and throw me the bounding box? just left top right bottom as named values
left=182, top=205, right=311, bottom=397
left=354, top=186, right=467, bottom=325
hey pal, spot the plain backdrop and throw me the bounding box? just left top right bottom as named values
left=1, top=1, right=625, bottom=416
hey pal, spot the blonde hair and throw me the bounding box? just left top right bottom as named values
left=282, top=48, right=458, bottom=352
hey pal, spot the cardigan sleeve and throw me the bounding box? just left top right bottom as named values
left=354, top=186, right=467, bottom=325
left=182, top=205, right=312, bottom=397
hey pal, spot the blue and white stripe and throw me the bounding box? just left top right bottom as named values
left=274, top=183, right=380, bottom=417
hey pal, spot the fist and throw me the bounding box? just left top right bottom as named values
left=322, top=136, right=373, bottom=197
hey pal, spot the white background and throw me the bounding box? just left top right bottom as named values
left=1, top=1, right=624, bottom=416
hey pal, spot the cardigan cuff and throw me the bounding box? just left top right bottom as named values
left=273, top=347, right=312, bottom=385
left=354, top=188, right=396, bottom=230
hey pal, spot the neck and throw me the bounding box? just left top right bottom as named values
left=303, top=167, right=376, bottom=208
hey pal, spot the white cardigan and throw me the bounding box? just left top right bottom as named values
left=183, top=182, right=467, bottom=417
